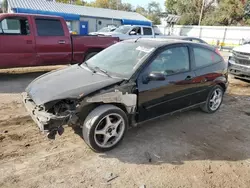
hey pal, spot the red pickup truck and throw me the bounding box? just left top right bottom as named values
left=0, top=13, right=119, bottom=69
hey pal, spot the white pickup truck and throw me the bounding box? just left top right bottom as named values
left=100, top=25, right=163, bottom=40
left=228, top=44, right=250, bottom=81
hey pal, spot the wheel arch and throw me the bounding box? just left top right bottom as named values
left=83, top=48, right=104, bottom=61
left=213, top=76, right=228, bottom=92
left=78, top=102, right=129, bottom=125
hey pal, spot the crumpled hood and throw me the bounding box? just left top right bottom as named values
left=233, top=44, right=250, bottom=54
left=26, top=64, right=123, bottom=105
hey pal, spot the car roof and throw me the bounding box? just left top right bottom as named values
left=123, top=38, right=213, bottom=50
left=163, top=36, right=206, bottom=42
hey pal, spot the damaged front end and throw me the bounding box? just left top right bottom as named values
left=22, top=92, right=78, bottom=139
left=22, top=82, right=137, bottom=139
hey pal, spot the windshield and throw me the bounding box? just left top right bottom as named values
left=114, top=25, right=132, bottom=34
left=82, top=42, right=155, bottom=79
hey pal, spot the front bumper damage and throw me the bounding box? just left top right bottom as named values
left=22, top=92, right=72, bottom=137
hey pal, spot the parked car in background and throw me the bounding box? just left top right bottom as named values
left=100, top=25, right=163, bottom=40
left=0, top=13, right=119, bottom=69
left=100, top=25, right=207, bottom=43
left=89, top=26, right=117, bottom=36
left=23, top=38, right=228, bottom=152
left=228, top=44, right=250, bottom=81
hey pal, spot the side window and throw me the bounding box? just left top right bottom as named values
left=35, top=18, right=64, bottom=36
left=131, top=27, right=141, bottom=35
left=193, top=47, right=222, bottom=68
left=147, top=46, right=190, bottom=76
left=0, top=17, right=30, bottom=35
left=143, top=27, right=153, bottom=35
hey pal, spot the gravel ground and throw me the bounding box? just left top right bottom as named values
left=1, top=55, right=250, bottom=188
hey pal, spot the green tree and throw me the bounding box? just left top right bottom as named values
left=1, top=0, right=8, bottom=13
left=165, top=0, right=216, bottom=25
left=148, top=1, right=161, bottom=13
left=56, top=0, right=87, bottom=5
left=121, top=3, right=133, bottom=11
left=165, top=0, right=177, bottom=14
left=135, top=6, right=147, bottom=15
left=202, top=0, right=244, bottom=25
left=84, top=0, right=132, bottom=11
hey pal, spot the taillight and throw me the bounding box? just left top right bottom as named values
left=215, top=48, right=227, bottom=63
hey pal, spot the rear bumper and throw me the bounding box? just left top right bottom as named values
left=22, top=92, right=68, bottom=132
left=228, top=60, right=250, bottom=80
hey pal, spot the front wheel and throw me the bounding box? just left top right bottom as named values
left=82, top=105, right=128, bottom=152
left=201, top=85, right=224, bottom=113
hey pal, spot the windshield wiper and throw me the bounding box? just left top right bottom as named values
left=83, top=62, right=96, bottom=73
left=94, top=66, right=111, bottom=77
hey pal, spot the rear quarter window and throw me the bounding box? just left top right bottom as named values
left=143, top=27, right=153, bottom=35
left=193, top=47, right=222, bottom=68
left=35, top=18, right=64, bottom=36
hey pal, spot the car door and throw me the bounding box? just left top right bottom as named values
left=137, top=44, right=198, bottom=122
left=0, top=16, right=36, bottom=68
left=191, top=45, right=226, bottom=103
left=34, top=17, right=71, bottom=65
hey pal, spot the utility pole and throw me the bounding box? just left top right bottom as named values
left=198, top=0, right=205, bottom=25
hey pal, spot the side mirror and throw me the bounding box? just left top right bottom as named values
left=143, top=72, right=165, bottom=84
left=129, top=31, right=136, bottom=35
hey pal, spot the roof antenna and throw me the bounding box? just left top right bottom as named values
left=135, top=37, right=141, bottom=43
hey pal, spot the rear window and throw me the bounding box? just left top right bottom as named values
left=143, top=27, right=153, bottom=35
left=35, top=18, right=64, bottom=36
left=194, top=47, right=222, bottom=68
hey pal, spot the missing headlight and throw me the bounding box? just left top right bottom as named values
left=46, top=99, right=78, bottom=116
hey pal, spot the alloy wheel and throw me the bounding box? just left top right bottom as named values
left=94, top=113, right=125, bottom=148
left=209, top=88, right=223, bottom=111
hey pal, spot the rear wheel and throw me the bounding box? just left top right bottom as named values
left=82, top=105, right=128, bottom=152
left=201, top=85, right=224, bottom=113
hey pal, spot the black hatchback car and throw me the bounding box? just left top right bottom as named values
left=23, top=38, right=228, bottom=152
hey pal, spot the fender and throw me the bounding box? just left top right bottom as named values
left=213, top=76, right=229, bottom=90
left=86, top=90, right=137, bottom=114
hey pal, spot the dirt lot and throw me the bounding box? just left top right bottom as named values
left=1, top=62, right=250, bottom=188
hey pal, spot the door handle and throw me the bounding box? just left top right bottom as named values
left=58, top=40, right=66, bottom=44
left=185, top=75, right=193, bottom=80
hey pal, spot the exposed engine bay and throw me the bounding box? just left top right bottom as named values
left=22, top=90, right=137, bottom=139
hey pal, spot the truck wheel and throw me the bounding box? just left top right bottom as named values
left=85, top=52, right=98, bottom=61
left=82, top=105, right=128, bottom=152
left=201, top=85, right=224, bottom=113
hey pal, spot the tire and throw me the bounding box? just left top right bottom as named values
left=82, top=104, right=128, bottom=152
left=201, top=85, right=224, bottom=113
left=84, top=52, right=98, bottom=61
